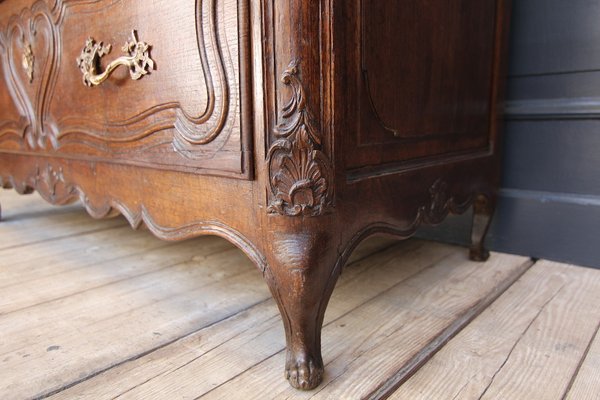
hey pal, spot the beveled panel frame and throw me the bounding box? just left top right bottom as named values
left=344, top=0, right=508, bottom=177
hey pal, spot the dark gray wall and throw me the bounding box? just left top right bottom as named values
left=417, top=0, right=600, bottom=268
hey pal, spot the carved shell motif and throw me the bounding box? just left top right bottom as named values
left=267, top=61, right=333, bottom=217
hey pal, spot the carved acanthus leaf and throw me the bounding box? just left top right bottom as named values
left=267, top=61, right=333, bottom=217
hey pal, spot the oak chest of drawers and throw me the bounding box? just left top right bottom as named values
left=0, top=0, right=511, bottom=390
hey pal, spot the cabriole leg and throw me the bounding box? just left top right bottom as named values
left=469, top=193, right=496, bottom=261
left=263, top=230, right=340, bottom=390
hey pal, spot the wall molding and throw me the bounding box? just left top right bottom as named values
left=499, top=188, right=600, bottom=207
left=506, top=96, right=600, bottom=120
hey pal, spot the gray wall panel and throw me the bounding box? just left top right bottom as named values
left=502, top=121, right=600, bottom=195
left=509, top=0, right=600, bottom=75
left=490, top=193, right=600, bottom=267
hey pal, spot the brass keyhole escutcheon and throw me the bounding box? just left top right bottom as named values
left=22, top=42, right=34, bottom=83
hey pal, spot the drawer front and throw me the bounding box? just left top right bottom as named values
left=344, top=0, right=505, bottom=173
left=0, top=0, right=251, bottom=178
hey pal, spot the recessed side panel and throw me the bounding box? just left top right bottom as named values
left=347, top=0, right=500, bottom=172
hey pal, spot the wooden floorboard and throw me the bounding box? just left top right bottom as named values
left=390, top=260, right=600, bottom=400
left=1, top=190, right=599, bottom=400
left=0, top=192, right=124, bottom=251
left=52, top=239, right=450, bottom=400
left=565, top=319, right=600, bottom=400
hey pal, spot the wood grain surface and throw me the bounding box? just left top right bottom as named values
left=0, top=0, right=511, bottom=390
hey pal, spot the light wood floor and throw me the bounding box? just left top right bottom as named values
left=1, top=190, right=599, bottom=400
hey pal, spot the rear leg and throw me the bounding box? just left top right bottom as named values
left=469, top=193, right=496, bottom=261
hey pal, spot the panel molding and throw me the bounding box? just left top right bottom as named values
left=0, top=1, right=60, bottom=149
left=0, top=0, right=252, bottom=177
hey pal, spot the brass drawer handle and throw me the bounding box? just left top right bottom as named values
left=76, top=30, right=154, bottom=87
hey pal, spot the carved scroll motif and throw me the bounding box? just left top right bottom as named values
left=0, top=0, right=239, bottom=162
left=0, top=1, right=60, bottom=149
left=267, top=61, right=333, bottom=217
left=423, top=178, right=472, bottom=225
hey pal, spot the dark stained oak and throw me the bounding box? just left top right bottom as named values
left=359, top=0, right=496, bottom=148
left=0, top=0, right=511, bottom=390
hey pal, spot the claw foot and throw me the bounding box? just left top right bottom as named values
left=285, top=350, right=324, bottom=390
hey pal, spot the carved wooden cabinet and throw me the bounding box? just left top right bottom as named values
left=0, top=0, right=511, bottom=390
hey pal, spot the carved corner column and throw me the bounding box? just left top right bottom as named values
left=260, top=0, right=339, bottom=390
left=266, top=60, right=334, bottom=217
